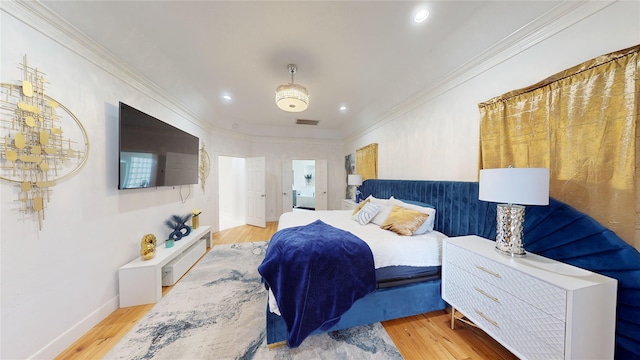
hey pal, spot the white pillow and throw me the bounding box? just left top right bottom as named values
left=370, top=204, right=394, bottom=226
left=351, top=202, right=381, bottom=225
left=390, top=198, right=436, bottom=234
left=369, top=195, right=394, bottom=206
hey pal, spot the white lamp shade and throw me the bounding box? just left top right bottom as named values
left=347, top=174, right=363, bottom=186
left=479, top=168, right=549, bottom=205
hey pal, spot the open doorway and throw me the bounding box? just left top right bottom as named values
left=292, top=159, right=315, bottom=211
left=218, top=155, right=246, bottom=231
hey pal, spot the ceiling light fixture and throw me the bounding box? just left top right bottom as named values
left=275, top=64, right=309, bottom=112
left=414, top=9, right=429, bottom=23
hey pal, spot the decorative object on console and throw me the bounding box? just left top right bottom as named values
left=0, top=55, right=89, bottom=230
left=140, top=234, right=157, bottom=260
left=191, top=209, right=202, bottom=229
left=347, top=174, right=363, bottom=202
left=275, top=64, right=309, bottom=112
left=479, top=167, right=549, bottom=257
left=165, top=239, right=174, bottom=248
left=165, top=214, right=192, bottom=240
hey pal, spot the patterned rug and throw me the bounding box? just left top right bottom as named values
left=105, top=241, right=403, bottom=359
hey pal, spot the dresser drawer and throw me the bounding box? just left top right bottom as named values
left=446, top=262, right=565, bottom=351
left=444, top=281, right=564, bottom=360
left=446, top=242, right=566, bottom=320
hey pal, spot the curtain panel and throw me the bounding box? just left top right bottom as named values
left=479, top=45, right=640, bottom=247
left=356, top=143, right=378, bottom=181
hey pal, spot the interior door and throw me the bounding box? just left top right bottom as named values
left=281, top=160, right=293, bottom=213
left=246, top=156, right=266, bottom=228
left=315, top=160, right=328, bottom=210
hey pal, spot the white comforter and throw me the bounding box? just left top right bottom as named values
left=278, top=210, right=446, bottom=269
left=268, top=210, right=447, bottom=315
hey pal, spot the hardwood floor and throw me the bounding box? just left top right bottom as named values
left=55, top=222, right=516, bottom=360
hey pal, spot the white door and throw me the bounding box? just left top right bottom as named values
left=315, top=160, right=328, bottom=210
left=246, top=156, right=266, bottom=228
left=282, top=160, right=293, bottom=213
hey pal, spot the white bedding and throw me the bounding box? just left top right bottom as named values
left=278, top=210, right=446, bottom=269
left=268, top=210, right=447, bottom=315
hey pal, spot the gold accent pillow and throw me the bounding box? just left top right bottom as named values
left=381, top=205, right=429, bottom=236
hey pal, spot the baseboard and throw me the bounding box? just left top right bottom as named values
left=28, top=296, right=120, bottom=359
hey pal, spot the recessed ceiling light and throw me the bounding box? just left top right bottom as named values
left=414, top=9, right=429, bottom=23
left=222, top=95, right=232, bottom=101
left=339, top=106, right=347, bottom=111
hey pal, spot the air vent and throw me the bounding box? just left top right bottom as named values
left=296, top=119, right=320, bottom=126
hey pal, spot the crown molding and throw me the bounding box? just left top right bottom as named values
left=342, top=1, right=616, bottom=143
left=2, top=0, right=215, bottom=132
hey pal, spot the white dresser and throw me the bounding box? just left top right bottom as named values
left=442, top=236, right=617, bottom=360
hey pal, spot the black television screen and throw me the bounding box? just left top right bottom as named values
left=118, top=102, right=199, bottom=189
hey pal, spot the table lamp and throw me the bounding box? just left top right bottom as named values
left=479, top=167, right=549, bottom=257
left=348, top=174, right=363, bottom=202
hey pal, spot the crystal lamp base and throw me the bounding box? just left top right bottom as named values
left=495, top=203, right=526, bottom=257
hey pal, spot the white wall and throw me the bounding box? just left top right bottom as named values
left=345, top=2, right=640, bottom=184
left=0, top=6, right=227, bottom=359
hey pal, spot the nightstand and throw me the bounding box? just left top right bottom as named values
left=342, top=199, right=358, bottom=210
left=442, top=235, right=617, bottom=360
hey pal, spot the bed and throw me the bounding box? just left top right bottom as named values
left=259, top=195, right=449, bottom=347
left=260, top=179, right=640, bottom=359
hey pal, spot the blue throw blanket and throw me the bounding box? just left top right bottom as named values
left=257, top=220, right=376, bottom=347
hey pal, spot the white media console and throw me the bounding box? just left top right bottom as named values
left=118, top=226, right=212, bottom=307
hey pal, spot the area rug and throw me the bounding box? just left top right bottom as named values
left=105, top=241, right=403, bottom=359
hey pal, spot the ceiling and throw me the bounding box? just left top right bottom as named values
left=39, top=1, right=564, bottom=140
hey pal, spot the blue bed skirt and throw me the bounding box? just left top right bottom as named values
left=266, top=279, right=447, bottom=345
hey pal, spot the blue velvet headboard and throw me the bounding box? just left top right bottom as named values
left=360, top=179, right=640, bottom=360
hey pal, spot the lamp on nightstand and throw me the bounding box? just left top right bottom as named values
left=348, top=174, right=363, bottom=202
left=479, top=167, right=549, bottom=257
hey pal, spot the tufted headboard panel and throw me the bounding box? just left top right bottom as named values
left=359, top=179, right=640, bottom=359
left=359, top=179, right=496, bottom=238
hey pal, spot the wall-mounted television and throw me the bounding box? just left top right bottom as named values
left=118, top=102, right=199, bottom=189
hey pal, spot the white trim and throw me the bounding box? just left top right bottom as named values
left=3, top=1, right=616, bottom=143
left=27, top=296, right=119, bottom=360
left=343, top=1, right=616, bottom=142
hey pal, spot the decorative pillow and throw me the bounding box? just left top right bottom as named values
left=391, top=198, right=436, bottom=235
left=351, top=202, right=381, bottom=225
left=351, top=197, right=371, bottom=215
left=370, top=203, right=394, bottom=225
left=369, top=195, right=394, bottom=206
left=380, top=205, right=429, bottom=236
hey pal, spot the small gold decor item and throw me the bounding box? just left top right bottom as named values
left=140, top=234, right=157, bottom=260
left=0, top=55, right=89, bottom=230
left=191, top=209, right=202, bottom=229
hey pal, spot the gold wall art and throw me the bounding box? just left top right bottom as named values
left=0, top=55, right=89, bottom=229
left=199, top=144, right=210, bottom=192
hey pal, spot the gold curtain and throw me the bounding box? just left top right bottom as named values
left=356, top=143, right=378, bottom=181
left=479, top=45, right=639, bottom=247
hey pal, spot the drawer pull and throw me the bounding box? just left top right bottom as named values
left=475, top=287, right=499, bottom=303
left=475, top=265, right=501, bottom=278
left=475, top=309, right=499, bottom=328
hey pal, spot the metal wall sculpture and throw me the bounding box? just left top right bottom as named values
left=0, top=55, right=89, bottom=229
left=199, top=144, right=210, bottom=193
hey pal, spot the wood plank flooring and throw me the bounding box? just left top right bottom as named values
left=55, top=222, right=516, bottom=360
